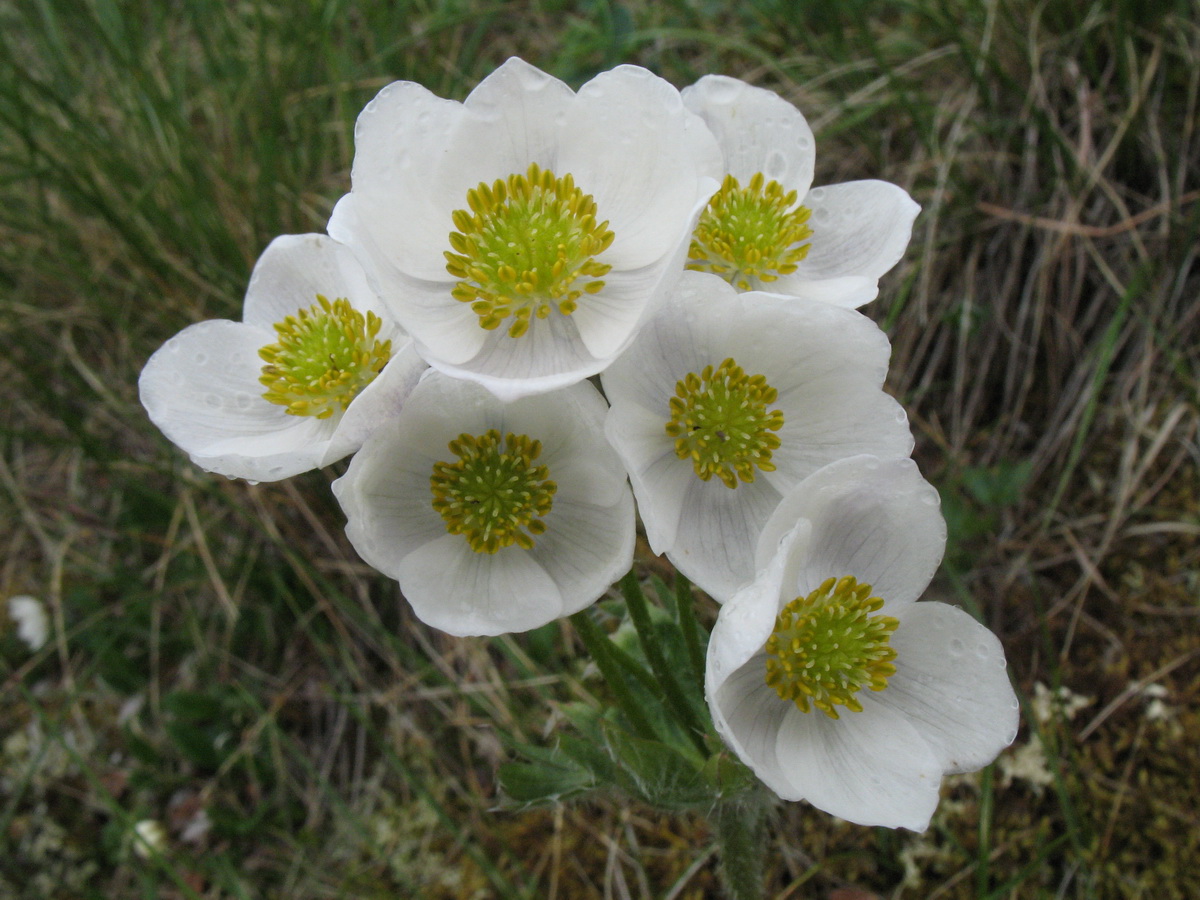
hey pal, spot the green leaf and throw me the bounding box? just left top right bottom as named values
left=601, top=720, right=713, bottom=810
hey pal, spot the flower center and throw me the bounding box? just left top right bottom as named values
left=430, top=429, right=557, bottom=554
left=764, top=576, right=899, bottom=719
left=258, top=296, right=391, bottom=419
left=665, top=357, right=784, bottom=489
left=444, top=162, right=615, bottom=339
left=687, top=172, right=813, bottom=291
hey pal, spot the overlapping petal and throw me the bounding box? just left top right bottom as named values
left=603, top=271, right=912, bottom=601
left=139, top=234, right=424, bottom=482
left=332, top=372, right=635, bottom=636
left=330, top=57, right=722, bottom=400
left=706, top=456, right=1019, bottom=831
left=683, top=75, right=919, bottom=307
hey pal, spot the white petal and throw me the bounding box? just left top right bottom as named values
left=319, top=342, right=428, bottom=466
left=429, top=313, right=596, bottom=402
left=334, top=372, right=630, bottom=635
left=559, top=66, right=722, bottom=269
left=710, top=654, right=793, bottom=783
left=343, top=80, right=468, bottom=281
left=757, top=456, right=946, bottom=610
left=787, top=180, right=920, bottom=292
left=669, top=475, right=783, bottom=601
left=886, top=602, right=1020, bottom=773
left=397, top=535, right=563, bottom=636
left=333, top=422, right=446, bottom=573
left=451, top=58, right=577, bottom=188
left=682, top=75, right=816, bottom=196
left=529, top=492, right=635, bottom=616
left=139, top=320, right=335, bottom=481
left=603, top=403, right=690, bottom=554
left=772, top=693, right=942, bottom=830
left=767, top=273, right=879, bottom=309
left=600, top=281, right=709, bottom=415
left=328, top=195, right=486, bottom=367
left=766, top=371, right=913, bottom=490
left=242, top=234, right=385, bottom=329
left=706, top=532, right=796, bottom=687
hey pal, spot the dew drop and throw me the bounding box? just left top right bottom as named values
left=204, top=394, right=221, bottom=409
left=763, top=149, right=788, bottom=180
left=950, top=638, right=965, bottom=654
left=194, top=352, right=208, bottom=365
left=235, top=392, right=253, bottom=410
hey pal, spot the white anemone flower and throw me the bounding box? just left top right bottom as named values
left=328, top=57, right=722, bottom=401
left=602, top=270, right=913, bottom=601
left=7, top=595, right=49, bottom=651
left=706, top=456, right=1020, bottom=831
left=332, top=372, right=635, bottom=637
left=681, top=75, right=921, bottom=308
left=139, top=234, right=426, bottom=483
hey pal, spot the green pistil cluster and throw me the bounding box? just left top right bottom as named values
left=688, top=172, right=813, bottom=291
left=665, top=357, right=784, bottom=489
left=764, top=575, right=899, bottom=719
left=430, top=429, right=557, bottom=554
left=444, top=162, right=615, bottom=339
left=258, top=296, right=391, bottom=419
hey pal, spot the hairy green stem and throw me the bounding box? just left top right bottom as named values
left=713, top=795, right=769, bottom=900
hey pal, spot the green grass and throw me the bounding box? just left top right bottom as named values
left=3, top=0, right=1199, bottom=897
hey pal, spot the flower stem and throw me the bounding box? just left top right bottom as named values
left=713, top=795, right=768, bottom=900
left=673, top=572, right=707, bottom=691
left=619, top=571, right=709, bottom=754
left=569, top=610, right=658, bottom=741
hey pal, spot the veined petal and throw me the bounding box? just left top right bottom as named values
left=242, top=233, right=385, bottom=329
left=328, top=194, right=488, bottom=366
left=887, top=602, right=1020, bottom=773
left=529, top=492, right=635, bottom=616
left=603, top=402, right=690, bottom=554
left=773, top=693, right=942, bottom=830
left=757, top=456, right=946, bottom=610
left=669, top=475, right=783, bottom=601
left=319, top=342, right=428, bottom=467
left=343, top=80, right=465, bottom=281
left=139, top=319, right=335, bottom=482
left=682, top=74, right=816, bottom=198
left=791, top=180, right=921, bottom=289
left=604, top=271, right=913, bottom=601
left=560, top=66, right=722, bottom=269
left=428, top=313, right=597, bottom=402
left=398, top=535, right=564, bottom=637
left=334, top=372, right=631, bottom=634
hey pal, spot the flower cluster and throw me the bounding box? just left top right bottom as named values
left=140, top=58, right=1015, bottom=832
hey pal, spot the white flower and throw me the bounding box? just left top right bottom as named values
left=681, top=75, right=920, bottom=308
left=602, top=270, right=913, bottom=601
left=332, top=371, right=635, bottom=636
left=6, top=595, right=49, bottom=651
left=132, top=819, right=168, bottom=859
left=705, top=456, right=1019, bottom=831
left=139, top=234, right=426, bottom=483
left=328, top=57, right=722, bottom=401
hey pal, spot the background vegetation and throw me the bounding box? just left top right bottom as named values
left=1, top=0, right=1197, bottom=897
